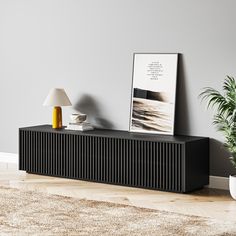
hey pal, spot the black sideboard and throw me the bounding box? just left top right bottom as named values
left=19, top=125, right=209, bottom=193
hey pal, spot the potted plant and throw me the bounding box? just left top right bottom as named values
left=199, top=76, right=236, bottom=200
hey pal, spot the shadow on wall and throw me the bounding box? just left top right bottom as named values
left=210, top=138, right=236, bottom=177
left=73, top=94, right=114, bottom=129
left=174, top=54, right=190, bottom=135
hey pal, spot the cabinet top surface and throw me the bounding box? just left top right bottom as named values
left=20, top=125, right=208, bottom=143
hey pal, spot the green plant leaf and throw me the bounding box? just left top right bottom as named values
left=199, top=76, right=236, bottom=169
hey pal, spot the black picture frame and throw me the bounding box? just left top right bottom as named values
left=129, top=53, right=178, bottom=135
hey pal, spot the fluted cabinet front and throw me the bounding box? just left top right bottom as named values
left=19, top=126, right=209, bottom=193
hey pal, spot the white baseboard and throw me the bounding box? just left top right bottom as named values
left=0, top=152, right=18, bottom=164
left=208, top=175, right=229, bottom=190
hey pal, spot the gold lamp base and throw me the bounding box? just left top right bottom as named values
left=52, top=106, right=62, bottom=129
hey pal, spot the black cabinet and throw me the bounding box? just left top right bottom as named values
left=19, top=125, right=209, bottom=193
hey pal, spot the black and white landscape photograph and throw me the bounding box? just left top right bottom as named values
left=130, top=54, right=178, bottom=135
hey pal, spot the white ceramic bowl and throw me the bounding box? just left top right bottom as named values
left=70, top=113, right=87, bottom=123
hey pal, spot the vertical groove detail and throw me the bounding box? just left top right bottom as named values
left=19, top=130, right=184, bottom=192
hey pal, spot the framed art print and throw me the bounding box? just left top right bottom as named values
left=129, top=53, right=178, bottom=135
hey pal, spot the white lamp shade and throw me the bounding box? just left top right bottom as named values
left=43, top=88, right=72, bottom=106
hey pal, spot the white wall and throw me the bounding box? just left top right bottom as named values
left=0, top=0, right=235, bottom=176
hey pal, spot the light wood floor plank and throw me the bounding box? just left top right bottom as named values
left=1, top=163, right=236, bottom=221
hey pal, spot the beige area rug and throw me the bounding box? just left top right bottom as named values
left=0, top=187, right=235, bottom=236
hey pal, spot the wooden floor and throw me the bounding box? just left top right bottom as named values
left=1, top=162, right=236, bottom=222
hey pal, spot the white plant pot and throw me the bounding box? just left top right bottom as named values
left=229, top=175, right=236, bottom=200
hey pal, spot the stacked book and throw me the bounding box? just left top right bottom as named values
left=65, top=113, right=94, bottom=131
left=66, top=121, right=94, bottom=131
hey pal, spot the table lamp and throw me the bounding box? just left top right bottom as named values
left=43, top=88, right=72, bottom=129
